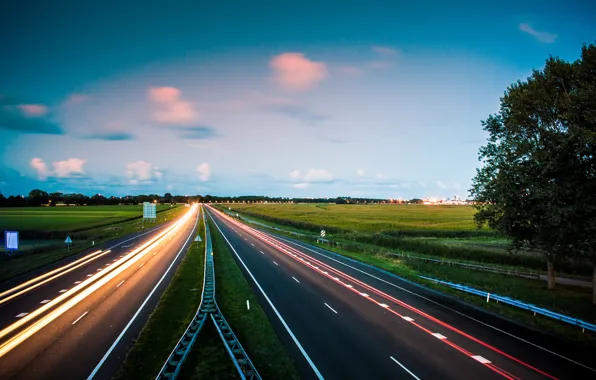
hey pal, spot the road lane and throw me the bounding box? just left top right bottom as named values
left=206, top=205, right=595, bottom=380
left=0, top=205, right=199, bottom=379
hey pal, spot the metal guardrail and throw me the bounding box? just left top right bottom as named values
left=419, top=275, right=596, bottom=333
left=157, top=206, right=261, bottom=380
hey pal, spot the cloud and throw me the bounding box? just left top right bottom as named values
left=18, top=104, right=48, bottom=116
left=261, top=95, right=329, bottom=124
left=197, top=163, right=211, bottom=182
left=436, top=180, right=448, bottom=189
left=375, top=173, right=388, bottom=180
left=357, top=169, right=365, bottom=177
left=270, top=53, right=328, bottom=91
left=31, top=158, right=87, bottom=180
left=85, top=131, right=135, bottom=141
left=372, top=46, right=399, bottom=57
left=148, top=87, right=198, bottom=125
left=0, top=98, right=63, bottom=134
left=169, top=125, right=216, bottom=139
left=289, top=168, right=334, bottom=184
left=289, top=170, right=301, bottom=180
left=519, top=23, right=557, bottom=43
left=292, top=183, right=309, bottom=189
left=65, top=94, right=89, bottom=105
left=126, top=161, right=162, bottom=183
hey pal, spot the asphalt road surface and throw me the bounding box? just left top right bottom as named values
left=205, top=205, right=596, bottom=380
left=0, top=205, right=199, bottom=379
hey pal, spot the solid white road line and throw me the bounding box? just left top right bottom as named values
left=390, top=356, right=421, bottom=380
left=292, top=277, right=300, bottom=283
left=87, top=209, right=198, bottom=380
left=72, top=311, right=89, bottom=325
left=16, top=313, right=28, bottom=318
left=324, top=303, right=338, bottom=314
left=116, top=280, right=125, bottom=288
left=273, top=261, right=279, bottom=266
left=208, top=210, right=324, bottom=380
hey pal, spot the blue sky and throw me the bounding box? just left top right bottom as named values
left=1, top=0, right=595, bottom=198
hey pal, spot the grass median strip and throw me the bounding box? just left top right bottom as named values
left=182, top=218, right=300, bottom=379
left=114, top=220, right=205, bottom=380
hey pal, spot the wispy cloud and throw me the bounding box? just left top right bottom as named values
left=289, top=168, right=334, bottom=184
left=31, top=158, right=87, bottom=180
left=261, top=95, right=329, bottom=124
left=270, top=53, right=328, bottom=91
left=65, top=93, right=89, bottom=105
left=170, top=125, right=216, bottom=139
left=0, top=97, right=63, bottom=134
left=372, top=46, right=399, bottom=57
left=84, top=131, right=135, bottom=141
left=519, top=23, right=557, bottom=43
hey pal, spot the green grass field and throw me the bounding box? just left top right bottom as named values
left=229, top=204, right=484, bottom=233
left=0, top=205, right=175, bottom=232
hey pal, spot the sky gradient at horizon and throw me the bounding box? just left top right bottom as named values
left=1, top=1, right=595, bottom=198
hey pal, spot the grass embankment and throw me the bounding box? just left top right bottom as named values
left=114, top=211, right=205, bottom=380
left=0, top=206, right=186, bottom=283
left=217, top=206, right=596, bottom=344
left=180, top=218, right=300, bottom=379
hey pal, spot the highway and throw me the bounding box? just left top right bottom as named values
left=205, top=205, right=595, bottom=380
left=0, top=205, right=199, bottom=379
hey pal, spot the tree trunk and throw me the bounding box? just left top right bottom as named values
left=592, top=262, right=596, bottom=305
left=547, top=259, right=556, bottom=290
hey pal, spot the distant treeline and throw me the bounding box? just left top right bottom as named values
left=0, top=189, right=422, bottom=207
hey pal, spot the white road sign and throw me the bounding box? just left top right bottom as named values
left=320, top=230, right=326, bottom=237
left=4, top=231, right=19, bottom=250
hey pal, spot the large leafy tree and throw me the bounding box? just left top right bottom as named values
left=471, top=43, right=596, bottom=296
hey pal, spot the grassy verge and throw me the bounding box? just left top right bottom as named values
left=182, top=219, right=300, bottom=379
left=221, top=206, right=590, bottom=275
left=218, top=209, right=596, bottom=345
left=0, top=206, right=187, bottom=283
left=113, top=213, right=204, bottom=380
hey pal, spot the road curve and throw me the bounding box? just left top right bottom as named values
left=205, top=205, right=595, bottom=380
left=0, top=205, right=199, bottom=380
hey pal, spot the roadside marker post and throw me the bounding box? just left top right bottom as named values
left=320, top=230, right=326, bottom=238
left=4, top=231, right=19, bottom=255
left=65, top=235, right=72, bottom=251
left=195, top=235, right=202, bottom=242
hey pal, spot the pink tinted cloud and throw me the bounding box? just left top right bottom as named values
left=18, top=104, right=48, bottom=117
left=148, top=87, right=198, bottom=125
left=30, top=158, right=49, bottom=179
left=66, top=94, right=89, bottom=104
left=270, top=53, right=328, bottom=91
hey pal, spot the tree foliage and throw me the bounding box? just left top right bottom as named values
left=471, top=42, right=596, bottom=292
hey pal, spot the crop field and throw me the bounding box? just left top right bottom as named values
left=229, top=203, right=487, bottom=234
left=0, top=205, right=176, bottom=232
